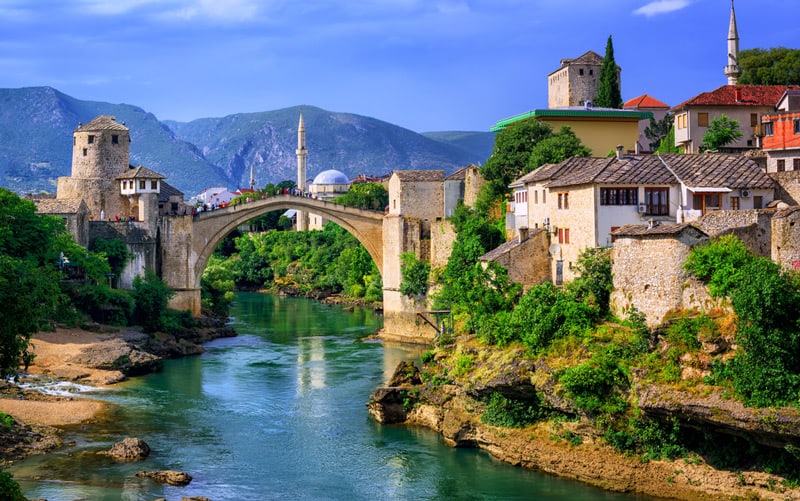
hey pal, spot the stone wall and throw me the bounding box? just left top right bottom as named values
left=430, top=219, right=457, bottom=269
left=71, top=129, right=130, bottom=180
left=463, top=165, right=485, bottom=208
left=610, top=227, right=709, bottom=327
left=771, top=206, right=800, bottom=272
left=89, top=221, right=156, bottom=289
left=770, top=171, right=800, bottom=206
left=488, top=230, right=551, bottom=287
left=694, top=209, right=772, bottom=257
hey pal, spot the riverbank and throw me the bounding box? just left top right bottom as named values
left=368, top=338, right=800, bottom=501
left=0, top=319, right=235, bottom=465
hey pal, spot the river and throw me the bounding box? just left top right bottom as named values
left=13, top=292, right=644, bottom=500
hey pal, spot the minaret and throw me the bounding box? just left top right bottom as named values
left=295, top=112, right=308, bottom=231
left=249, top=163, right=255, bottom=191
left=725, top=0, right=741, bottom=85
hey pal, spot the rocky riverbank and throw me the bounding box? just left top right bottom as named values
left=0, top=318, right=236, bottom=465
left=368, top=339, right=800, bottom=501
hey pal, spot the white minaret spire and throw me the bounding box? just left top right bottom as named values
left=249, top=162, right=255, bottom=191
left=295, top=111, right=308, bottom=231
left=725, top=0, right=741, bottom=85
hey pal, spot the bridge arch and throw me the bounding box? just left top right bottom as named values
left=188, top=195, right=385, bottom=292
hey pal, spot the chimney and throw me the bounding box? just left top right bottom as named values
left=615, top=144, right=624, bottom=159
left=518, top=227, right=529, bottom=242
left=734, top=87, right=742, bottom=102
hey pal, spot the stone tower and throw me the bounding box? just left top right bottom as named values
left=57, top=115, right=131, bottom=220
left=296, top=112, right=308, bottom=231
left=725, top=0, right=741, bottom=85
left=547, top=51, right=605, bottom=108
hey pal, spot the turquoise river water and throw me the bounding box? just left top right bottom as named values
left=12, top=292, right=648, bottom=500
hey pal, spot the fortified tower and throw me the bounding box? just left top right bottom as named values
left=725, top=0, right=741, bottom=85
left=296, top=112, right=308, bottom=231
left=57, top=115, right=131, bottom=220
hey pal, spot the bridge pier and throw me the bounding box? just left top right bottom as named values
left=169, top=288, right=202, bottom=316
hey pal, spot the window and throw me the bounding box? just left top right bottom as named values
left=644, top=187, right=669, bottom=215
left=151, top=180, right=158, bottom=190
left=82, top=148, right=87, bottom=156
left=697, top=113, right=709, bottom=127
left=778, top=159, right=786, bottom=172
left=139, top=180, right=146, bottom=189
left=795, top=120, right=800, bottom=134
left=600, top=187, right=638, bottom=205
left=589, top=69, right=593, bottom=76
left=579, top=68, right=584, bottom=76
left=542, top=190, right=546, bottom=204
left=676, top=113, right=687, bottom=129
left=730, top=196, right=740, bottom=210
left=753, top=196, right=763, bottom=209
left=558, top=228, right=570, bottom=244
left=693, top=193, right=720, bottom=214
left=88, top=135, right=95, bottom=144
left=534, top=190, right=538, bottom=204
left=764, top=122, right=774, bottom=136
left=558, top=192, right=569, bottom=209
left=751, top=113, right=758, bottom=127
left=794, top=159, right=800, bottom=171
left=112, top=134, right=119, bottom=144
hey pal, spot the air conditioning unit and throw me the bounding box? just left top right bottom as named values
left=740, top=189, right=751, bottom=197
left=637, top=204, right=647, bottom=213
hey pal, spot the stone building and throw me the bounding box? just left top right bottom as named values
left=547, top=50, right=611, bottom=109
left=56, top=116, right=133, bottom=220
left=506, top=153, right=775, bottom=284
left=39, top=115, right=180, bottom=289
left=610, top=223, right=713, bottom=327
left=479, top=228, right=550, bottom=288
left=34, top=198, right=90, bottom=248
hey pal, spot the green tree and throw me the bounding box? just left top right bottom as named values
left=334, top=182, right=388, bottom=210
left=90, top=237, right=131, bottom=277
left=738, top=47, right=800, bottom=85
left=201, top=255, right=236, bottom=318
left=0, top=256, right=61, bottom=377
left=482, top=120, right=556, bottom=200
left=526, top=126, right=591, bottom=170
left=399, top=252, right=430, bottom=297
left=594, top=35, right=623, bottom=109
left=701, top=115, right=744, bottom=152
left=0, top=466, right=25, bottom=501
left=644, top=114, right=674, bottom=151
left=132, top=271, right=175, bottom=333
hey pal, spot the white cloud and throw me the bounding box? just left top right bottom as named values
left=633, top=0, right=690, bottom=17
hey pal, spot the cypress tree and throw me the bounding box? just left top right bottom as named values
left=594, top=35, right=622, bottom=109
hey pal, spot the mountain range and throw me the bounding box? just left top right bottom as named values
left=0, top=87, right=494, bottom=196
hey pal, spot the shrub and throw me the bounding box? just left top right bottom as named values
left=481, top=392, right=544, bottom=428
left=683, top=234, right=752, bottom=297
left=0, top=467, right=24, bottom=501
left=559, top=348, right=629, bottom=415
left=132, top=271, right=175, bottom=333
left=399, top=252, right=430, bottom=297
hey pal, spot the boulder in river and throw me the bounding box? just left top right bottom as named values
left=99, top=437, right=151, bottom=460
left=136, top=469, right=193, bottom=486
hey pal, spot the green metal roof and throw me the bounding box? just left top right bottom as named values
left=490, top=108, right=654, bottom=132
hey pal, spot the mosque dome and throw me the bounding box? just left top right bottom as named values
left=312, top=169, right=350, bottom=185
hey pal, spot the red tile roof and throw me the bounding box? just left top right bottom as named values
left=623, top=94, right=669, bottom=109
left=673, top=85, right=800, bottom=110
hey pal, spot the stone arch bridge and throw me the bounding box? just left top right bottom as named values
left=157, top=195, right=430, bottom=342
left=160, top=195, right=384, bottom=306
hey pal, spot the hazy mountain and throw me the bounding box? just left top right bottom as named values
left=420, top=131, right=495, bottom=162
left=0, top=87, right=229, bottom=195
left=0, top=87, right=493, bottom=196
left=164, top=106, right=490, bottom=190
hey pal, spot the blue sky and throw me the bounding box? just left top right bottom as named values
left=0, top=0, right=797, bottom=132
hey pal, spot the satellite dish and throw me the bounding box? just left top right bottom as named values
left=549, top=244, right=562, bottom=259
